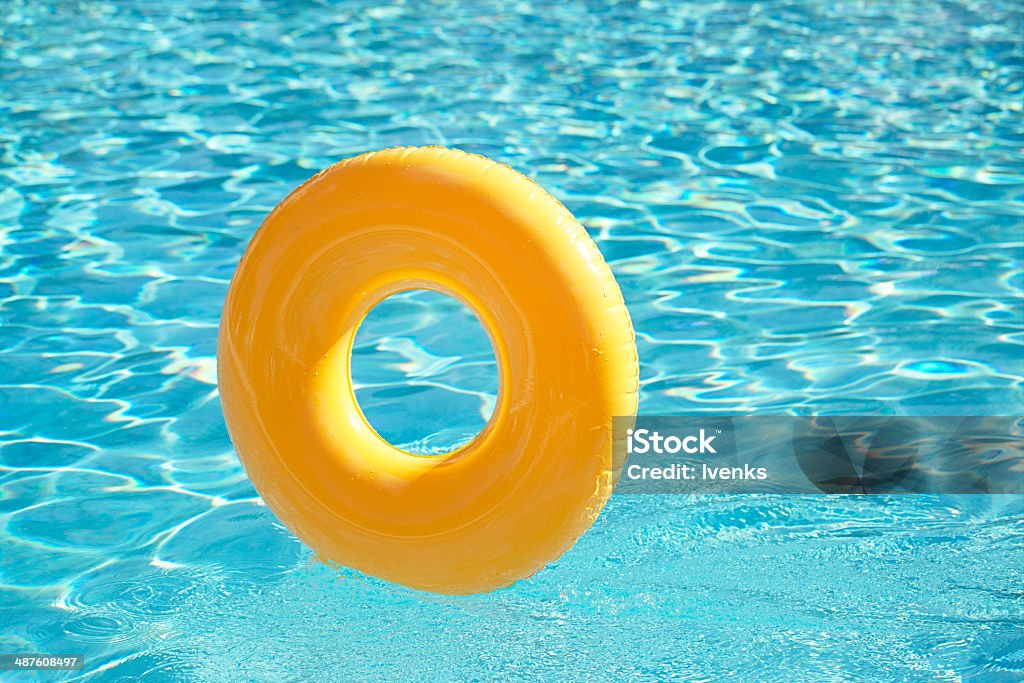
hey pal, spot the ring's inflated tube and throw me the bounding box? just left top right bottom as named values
left=218, top=147, right=638, bottom=594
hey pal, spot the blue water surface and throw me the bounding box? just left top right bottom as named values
left=1, top=0, right=1023, bottom=680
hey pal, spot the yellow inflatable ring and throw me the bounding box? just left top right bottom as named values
left=218, top=146, right=638, bottom=594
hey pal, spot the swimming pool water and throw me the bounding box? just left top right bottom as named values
left=1, top=0, right=1022, bottom=680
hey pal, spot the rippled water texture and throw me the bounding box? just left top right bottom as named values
left=1, top=0, right=1022, bottom=680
